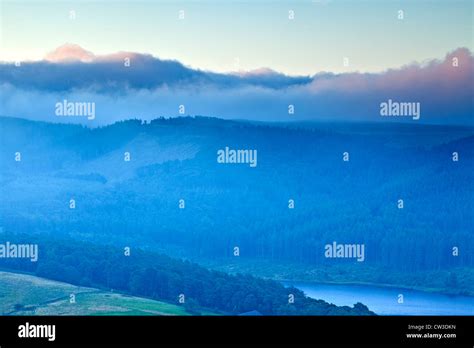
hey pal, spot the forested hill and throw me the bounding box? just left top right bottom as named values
left=0, top=233, right=374, bottom=315
left=0, top=116, right=473, bottom=288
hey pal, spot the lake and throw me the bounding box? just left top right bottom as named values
left=283, top=281, right=474, bottom=315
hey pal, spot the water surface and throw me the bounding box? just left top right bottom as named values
left=283, top=281, right=474, bottom=315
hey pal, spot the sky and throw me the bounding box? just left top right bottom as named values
left=0, top=0, right=472, bottom=125
left=1, top=0, right=473, bottom=75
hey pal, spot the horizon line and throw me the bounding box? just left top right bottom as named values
left=2, top=114, right=473, bottom=129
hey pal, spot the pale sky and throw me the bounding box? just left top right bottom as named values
left=1, top=0, right=473, bottom=75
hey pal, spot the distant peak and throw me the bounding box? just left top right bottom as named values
left=234, top=67, right=279, bottom=77
left=44, top=43, right=95, bottom=63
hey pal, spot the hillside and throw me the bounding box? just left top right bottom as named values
left=0, top=116, right=473, bottom=293
left=0, top=236, right=374, bottom=315
left=0, top=271, right=194, bottom=315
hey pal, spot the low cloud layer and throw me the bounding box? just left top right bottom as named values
left=0, top=44, right=472, bottom=126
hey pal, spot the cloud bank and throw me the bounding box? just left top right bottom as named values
left=0, top=44, right=472, bottom=126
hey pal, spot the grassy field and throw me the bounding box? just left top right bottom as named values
left=0, top=271, right=195, bottom=315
